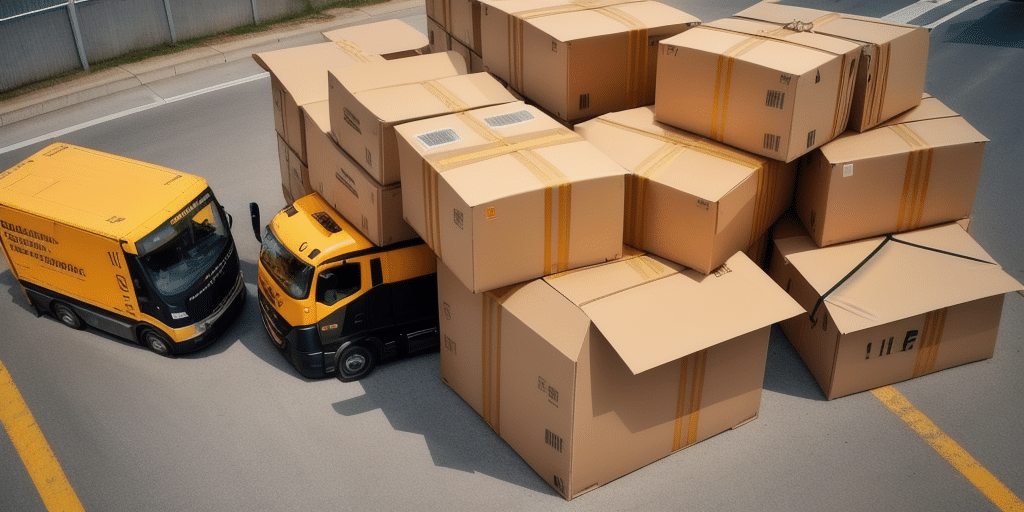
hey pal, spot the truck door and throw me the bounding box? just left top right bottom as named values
left=314, top=261, right=385, bottom=349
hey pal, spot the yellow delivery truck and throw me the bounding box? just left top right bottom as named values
left=0, top=143, right=246, bottom=356
left=249, top=193, right=438, bottom=381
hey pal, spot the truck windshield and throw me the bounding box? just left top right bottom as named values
left=136, top=190, right=231, bottom=298
left=259, top=228, right=313, bottom=300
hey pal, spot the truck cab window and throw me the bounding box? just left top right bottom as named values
left=316, top=263, right=361, bottom=306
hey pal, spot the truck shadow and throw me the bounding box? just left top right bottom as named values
left=330, top=353, right=560, bottom=498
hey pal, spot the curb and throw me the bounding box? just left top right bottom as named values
left=0, top=0, right=425, bottom=128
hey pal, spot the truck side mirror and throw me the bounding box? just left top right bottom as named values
left=249, top=202, right=262, bottom=244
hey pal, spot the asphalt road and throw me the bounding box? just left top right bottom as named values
left=1, top=1, right=1023, bottom=510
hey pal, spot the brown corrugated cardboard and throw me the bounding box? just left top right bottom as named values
left=303, top=101, right=419, bottom=246
left=254, top=44, right=384, bottom=165
left=277, top=134, right=308, bottom=204
left=321, top=19, right=429, bottom=60
left=734, top=2, right=929, bottom=132
left=768, top=217, right=1023, bottom=400
left=426, top=0, right=451, bottom=32
left=427, top=17, right=450, bottom=55
left=794, top=94, right=988, bottom=248
left=395, top=102, right=627, bottom=292
left=439, top=250, right=803, bottom=499
left=328, top=52, right=519, bottom=186
left=575, top=106, right=797, bottom=274
left=654, top=19, right=861, bottom=162
left=479, top=0, right=699, bottom=123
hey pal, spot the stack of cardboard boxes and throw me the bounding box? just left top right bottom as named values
left=253, top=0, right=1022, bottom=501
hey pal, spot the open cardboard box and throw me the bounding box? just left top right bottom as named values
left=767, top=215, right=1023, bottom=400
left=439, top=249, right=803, bottom=499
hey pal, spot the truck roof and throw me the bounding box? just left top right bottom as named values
left=0, top=143, right=208, bottom=241
left=270, top=193, right=373, bottom=265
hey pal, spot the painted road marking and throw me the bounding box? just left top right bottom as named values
left=0, top=72, right=269, bottom=156
left=924, top=0, right=993, bottom=29
left=0, top=360, right=85, bottom=512
left=883, top=0, right=953, bottom=24
left=872, top=386, right=1024, bottom=512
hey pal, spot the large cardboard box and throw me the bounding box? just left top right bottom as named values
left=395, top=101, right=628, bottom=292
left=321, top=19, right=428, bottom=60
left=439, top=250, right=803, bottom=500
left=654, top=19, right=861, bottom=162
left=479, top=0, right=699, bottom=123
left=276, top=134, right=308, bottom=205
left=254, top=44, right=383, bottom=165
left=768, top=217, right=1023, bottom=400
left=795, top=94, right=988, bottom=248
left=303, top=101, right=419, bottom=246
left=734, top=2, right=929, bottom=132
left=252, top=20, right=426, bottom=163
left=328, top=52, right=518, bottom=186
left=576, top=106, right=797, bottom=274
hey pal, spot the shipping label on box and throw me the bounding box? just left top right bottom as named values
left=795, top=95, right=988, bottom=247
left=734, top=2, right=929, bottom=132
left=303, top=101, right=419, bottom=246
left=396, top=102, right=627, bottom=292
left=439, top=250, right=803, bottom=499
left=480, top=0, right=699, bottom=123
left=654, top=20, right=860, bottom=162
left=768, top=218, right=1023, bottom=400
left=576, top=106, right=797, bottom=273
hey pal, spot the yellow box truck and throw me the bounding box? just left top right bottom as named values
left=0, top=143, right=246, bottom=356
left=249, top=192, right=438, bottom=381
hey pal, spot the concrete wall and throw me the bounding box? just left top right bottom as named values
left=0, top=0, right=335, bottom=93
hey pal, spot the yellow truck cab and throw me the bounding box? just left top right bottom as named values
left=0, top=143, right=246, bottom=356
left=250, top=193, right=439, bottom=381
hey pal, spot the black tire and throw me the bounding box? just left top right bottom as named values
left=52, top=302, right=84, bottom=330
left=140, top=328, right=176, bottom=358
left=336, top=343, right=375, bottom=382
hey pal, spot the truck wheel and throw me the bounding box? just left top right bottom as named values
left=141, top=328, right=175, bottom=358
left=336, top=343, right=375, bottom=382
left=52, top=302, right=84, bottom=330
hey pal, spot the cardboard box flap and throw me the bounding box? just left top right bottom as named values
left=819, top=114, right=988, bottom=167
left=529, top=1, right=698, bottom=41
left=252, top=43, right=383, bottom=104
left=321, top=19, right=428, bottom=56
left=331, top=51, right=468, bottom=95
left=350, top=73, right=516, bottom=124
left=782, top=223, right=1023, bottom=333
left=546, top=252, right=803, bottom=374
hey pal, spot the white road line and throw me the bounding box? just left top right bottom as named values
left=883, top=0, right=952, bottom=24
left=0, top=72, right=269, bottom=156
left=924, top=0, right=992, bottom=29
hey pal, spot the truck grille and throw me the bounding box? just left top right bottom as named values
left=258, top=294, right=292, bottom=347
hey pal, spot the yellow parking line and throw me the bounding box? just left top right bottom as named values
left=0, top=360, right=85, bottom=512
left=872, top=386, right=1024, bottom=512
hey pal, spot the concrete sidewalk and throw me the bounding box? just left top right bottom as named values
left=0, top=0, right=425, bottom=128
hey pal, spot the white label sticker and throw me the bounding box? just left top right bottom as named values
left=843, top=163, right=854, bottom=177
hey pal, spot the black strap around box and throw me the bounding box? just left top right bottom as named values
left=808, top=233, right=995, bottom=327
